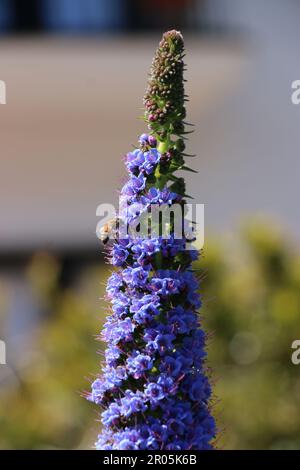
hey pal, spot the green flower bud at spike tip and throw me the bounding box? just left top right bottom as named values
left=144, top=30, right=186, bottom=152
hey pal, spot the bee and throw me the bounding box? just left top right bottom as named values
left=98, top=218, right=119, bottom=245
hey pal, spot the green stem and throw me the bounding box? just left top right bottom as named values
left=157, top=140, right=169, bottom=154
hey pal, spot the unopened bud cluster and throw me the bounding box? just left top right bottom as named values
left=144, top=30, right=186, bottom=140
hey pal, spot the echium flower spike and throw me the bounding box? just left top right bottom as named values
left=88, top=31, right=217, bottom=450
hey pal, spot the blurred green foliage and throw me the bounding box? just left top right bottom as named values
left=0, top=253, right=106, bottom=449
left=199, top=221, right=300, bottom=449
left=1, top=221, right=300, bottom=449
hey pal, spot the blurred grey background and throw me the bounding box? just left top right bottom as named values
left=1, top=0, right=299, bottom=252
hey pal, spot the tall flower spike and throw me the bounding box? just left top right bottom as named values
left=88, top=31, right=217, bottom=450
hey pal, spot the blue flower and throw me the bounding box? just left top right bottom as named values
left=112, top=246, right=128, bottom=266
left=126, top=149, right=145, bottom=174
left=148, top=135, right=157, bottom=147
left=120, top=390, right=147, bottom=417
left=145, top=382, right=165, bottom=401
left=122, top=175, right=146, bottom=196
left=139, top=133, right=149, bottom=145
left=127, top=352, right=153, bottom=379
left=123, top=266, right=149, bottom=287
left=143, top=149, right=161, bottom=174
left=102, top=317, right=135, bottom=344
left=159, top=356, right=183, bottom=378
left=89, top=30, right=216, bottom=450
left=102, top=403, right=121, bottom=426
left=150, top=275, right=181, bottom=296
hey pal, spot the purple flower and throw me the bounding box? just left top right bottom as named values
left=89, top=31, right=216, bottom=451
left=90, top=378, right=106, bottom=404
left=156, top=334, right=175, bottom=355
left=118, top=439, right=137, bottom=450
left=159, top=356, right=183, bottom=378
left=150, top=276, right=180, bottom=296
left=103, top=365, right=128, bottom=388
left=121, top=391, right=147, bottom=417
left=143, top=149, right=161, bottom=174
left=102, top=317, right=135, bottom=344
left=106, top=272, right=123, bottom=298
left=127, top=202, right=144, bottom=221
left=127, top=352, right=153, bottom=379
left=123, top=266, right=149, bottom=287
left=122, top=175, right=146, bottom=196
left=148, top=135, right=157, bottom=147
left=145, top=383, right=165, bottom=401
left=105, top=346, right=122, bottom=367
left=112, top=246, right=128, bottom=266
left=102, top=403, right=121, bottom=426
left=126, top=149, right=145, bottom=174
left=139, top=133, right=149, bottom=145
left=133, top=303, right=159, bottom=325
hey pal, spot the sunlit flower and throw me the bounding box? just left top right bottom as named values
left=89, top=30, right=216, bottom=450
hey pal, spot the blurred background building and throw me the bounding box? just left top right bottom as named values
left=1, top=0, right=300, bottom=450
